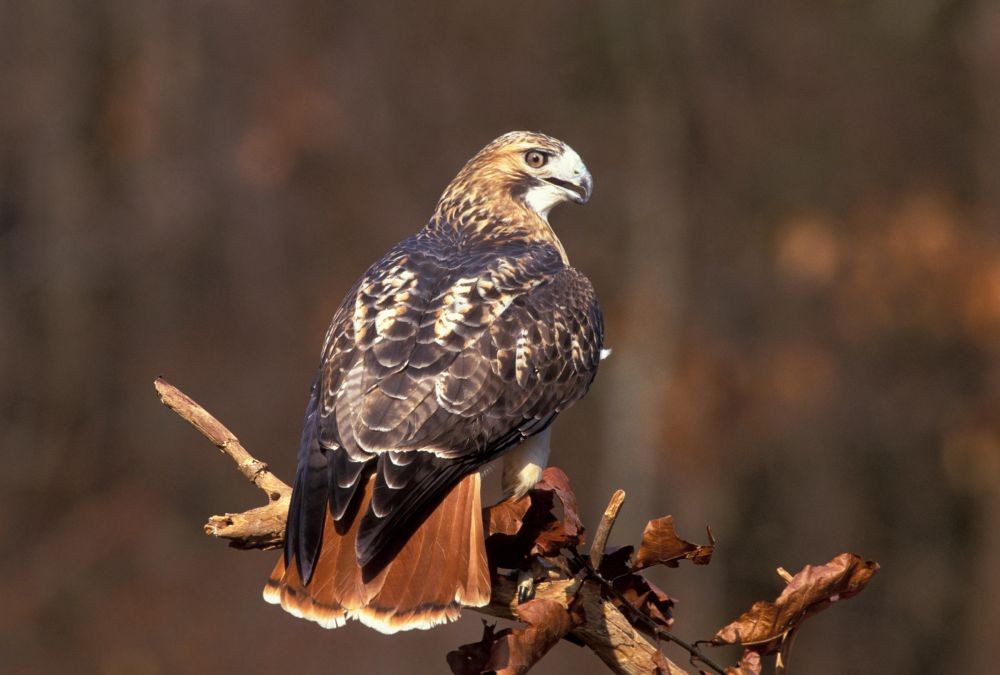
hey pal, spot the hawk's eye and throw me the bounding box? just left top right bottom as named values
left=524, top=150, right=548, bottom=169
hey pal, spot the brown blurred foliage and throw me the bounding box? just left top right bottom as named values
left=2, top=2, right=999, bottom=673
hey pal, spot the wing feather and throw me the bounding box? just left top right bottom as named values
left=286, top=234, right=603, bottom=578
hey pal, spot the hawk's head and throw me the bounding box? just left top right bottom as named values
left=445, top=131, right=593, bottom=221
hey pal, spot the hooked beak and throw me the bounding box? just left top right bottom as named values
left=543, top=169, right=593, bottom=205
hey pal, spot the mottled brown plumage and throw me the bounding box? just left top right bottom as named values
left=264, top=131, right=604, bottom=633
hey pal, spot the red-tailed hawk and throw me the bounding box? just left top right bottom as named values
left=263, top=131, right=604, bottom=633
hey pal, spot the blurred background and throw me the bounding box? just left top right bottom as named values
left=2, top=2, right=999, bottom=673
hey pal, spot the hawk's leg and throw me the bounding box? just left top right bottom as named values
left=501, top=428, right=552, bottom=500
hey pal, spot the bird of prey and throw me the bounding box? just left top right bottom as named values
left=263, top=131, right=604, bottom=633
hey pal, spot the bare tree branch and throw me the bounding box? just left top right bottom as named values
left=590, top=489, right=627, bottom=570
left=154, top=377, right=290, bottom=549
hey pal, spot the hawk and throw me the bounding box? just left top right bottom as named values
left=264, top=131, right=604, bottom=633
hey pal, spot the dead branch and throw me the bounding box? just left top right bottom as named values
left=590, top=489, right=627, bottom=570
left=155, top=378, right=291, bottom=549
left=155, top=377, right=690, bottom=674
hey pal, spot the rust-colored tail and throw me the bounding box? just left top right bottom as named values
left=263, top=472, right=490, bottom=633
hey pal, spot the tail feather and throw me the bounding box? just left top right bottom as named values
left=263, top=472, right=489, bottom=633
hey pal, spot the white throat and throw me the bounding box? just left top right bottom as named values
left=523, top=186, right=565, bottom=221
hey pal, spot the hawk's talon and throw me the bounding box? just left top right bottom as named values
left=516, top=571, right=536, bottom=604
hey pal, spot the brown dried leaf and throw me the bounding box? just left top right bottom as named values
left=600, top=550, right=675, bottom=630
left=634, top=516, right=715, bottom=570
left=483, top=466, right=585, bottom=568
left=725, top=650, right=763, bottom=675
left=536, top=467, right=584, bottom=541
left=597, top=544, right=635, bottom=579
left=618, top=574, right=675, bottom=630
left=596, top=543, right=680, bottom=629
left=446, top=621, right=499, bottom=674
left=712, top=553, right=879, bottom=655
left=483, top=495, right=534, bottom=569
left=487, top=496, right=532, bottom=537
left=447, top=600, right=575, bottom=675
left=530, top=467, right=585, bottom=555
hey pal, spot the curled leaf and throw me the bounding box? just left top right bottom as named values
left=634, top=515, right=715, bottom=570
left=487, top=496, right=532, bottom=537
left=712, top=553, right=880, bottom=655
left=613, top=573, right=675, bottom=630
left=447, top=621, right=500, bottom=674
left=593, top=546, right=676, bottom=629
left=536, top=467, right=584, bottom=544
left=446, top=600, right=577, bottom=675
left=497, top=597, right=577, bottom=673
left=484, top=466, right=586, bottom=568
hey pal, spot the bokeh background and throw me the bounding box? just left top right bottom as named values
left=3, top=2, right=999, bottom=673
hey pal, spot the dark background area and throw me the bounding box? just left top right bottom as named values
left=2, top=2, right=999, bottom=673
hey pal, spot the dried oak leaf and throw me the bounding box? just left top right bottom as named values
left=487, top=495, right=532, bottom=537
left=712, top=553, right=879, bottom=655
left=597, top=544, right=635, bottom=579
left=613, top=572, right=675, bottom=630
left=535, top=467, right=584, bottom=539
left=595, top=545, right=676, bottom=629
left=446, top=599, right=576, bottom=675
left=447, top=621, right=500, bottom=674
left=634, top=515, right=715, bottom=570
left=493, top=598, right=577, bottom=674
left=532, top=467, right=585, bottom=555
left=484, top=466, right=585, bottom=568
left=725, top=650, right=763, bottom=675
